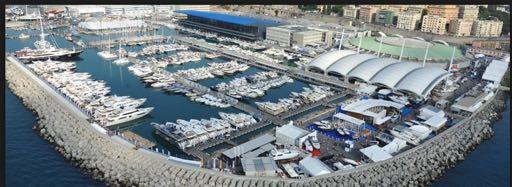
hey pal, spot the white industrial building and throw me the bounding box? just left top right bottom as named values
left=266, top=25, right=330, bottom=47
left=78, top=19, right=147, bottom=30
left=66, top=5, right=105, bottom=17
left=240, top=157, right=278, bottom=177
left=103, top=5, right=154, bottom=17
left=482, top=59, right=509, bottom=86
left=276, top=122, right=316, bottom=148
left=307, top=50, right=451, bottom=99
left=299, top=157, right=333, bottom=177
left=340, top=98, right=405, bottom=126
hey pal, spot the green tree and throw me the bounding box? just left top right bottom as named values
left=331, top=5, right=344, bottom=15
left=479, top=7, right=491, bottom=19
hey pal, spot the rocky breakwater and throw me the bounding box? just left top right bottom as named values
left=5, top=55, right=508, bottom=187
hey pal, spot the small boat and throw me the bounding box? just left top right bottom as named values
left=309, top=136, right=320, bottom=149
left=317, top=123, right=332, bottom=130
left=304, top=139, right=313, bottom=152
left=342, top=158, right=361, bottom=166
left=337, top=128, right=346, bottom=135
left=18, top=33, right=29, bottom=39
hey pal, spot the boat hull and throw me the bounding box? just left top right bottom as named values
left=17, top=50, right=83, bottom=62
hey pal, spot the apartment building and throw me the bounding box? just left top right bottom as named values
left=421, top=15, right=447, bottom=35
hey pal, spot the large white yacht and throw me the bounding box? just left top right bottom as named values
left=15, top=12, right=83, bottom=62
left=103, top=107, right=154, bottom=127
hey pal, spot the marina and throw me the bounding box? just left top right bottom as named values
left=5, top=5, right=510, bottom=186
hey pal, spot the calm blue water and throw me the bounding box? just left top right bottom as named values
left=5, top=26, right=510, bottom=186
left=5, top=88, right=105, bottom=187
left=431, top=95, right=510, bottom=187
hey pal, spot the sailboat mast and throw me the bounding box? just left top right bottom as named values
left=39, top=9, right=45, bottom=42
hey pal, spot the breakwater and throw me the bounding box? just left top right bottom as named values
left=5, top=55, right=507, bottom=186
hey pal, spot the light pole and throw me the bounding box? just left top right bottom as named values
left=398, top=37, right=405, bottom=62
left=377, top=34, right=384, bottom=57
left=422, top=43, right=430, bottom=67
left=338, top=29, right=345, bottom=50
left=357, top=34, right=363, bottom=54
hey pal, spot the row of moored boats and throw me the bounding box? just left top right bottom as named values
left=255, top=85, right=335, bottom=115
left=213, top=71, right=293, bottom=99
left=152, top=112, right=258, bottom=149
left=28, top=59, right=153, bottom=127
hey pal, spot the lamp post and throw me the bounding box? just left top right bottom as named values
left=398, top=37, right=405, bottom=62
left=422, top=43, right=430, bottom=67
left=356, top=34, right=363, bottom=54
left=377, top=34, right=384, bottom=57
left=338, top=29, right=345, bottom=50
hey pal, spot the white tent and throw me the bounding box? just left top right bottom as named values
left=359, top=145, right=392, bottom=162
left=299, top=157, right=333, bottom=177
left=381, top=138, right=407, bottom=154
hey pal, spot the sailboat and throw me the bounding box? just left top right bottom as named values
left=113, top=42, right=130, bottom=65
left=97, top=21, right=117, bottom=60
left=14, top=9, right=83, bottom=62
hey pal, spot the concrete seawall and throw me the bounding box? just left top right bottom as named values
left=5, top=57, right=507, bottom=186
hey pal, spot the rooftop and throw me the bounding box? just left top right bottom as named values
left=175, top=10, right=280, bottom=27
left=222, top=134, right=275, bottom=159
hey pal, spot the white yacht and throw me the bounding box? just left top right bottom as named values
left=270, top=148, right=300, bottom=161
left=18, top=33, right=30, bottom=39
left=103, top=107, right=154, bottom=127
left=304, top=139, right=313, bottom=151
left=309, top=136, right=321, bottom=149
left=97, top=36, right=117, bottom=60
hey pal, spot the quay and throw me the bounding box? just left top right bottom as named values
left=120, top=130, right=156, bottom=149
left=88, top=35, right=168, bottom=48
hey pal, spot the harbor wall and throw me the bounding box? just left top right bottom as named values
left=5, top=56, right=507, bottom=186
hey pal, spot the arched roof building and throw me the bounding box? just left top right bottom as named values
left=370, top=62, right=422, bottom=88
left=307, top=50, right=450, bottom=98
left=395, top=67, right=450, bottom=98
left=307, top=50, right=356, bottom=73
left=346, top=58, right=398, bottom=82
left=326, top=54, right=377, bottom=77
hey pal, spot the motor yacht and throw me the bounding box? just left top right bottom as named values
left=270, top=148, right=300, bottom=161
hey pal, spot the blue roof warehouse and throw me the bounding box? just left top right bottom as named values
left=175, top=10, right=281, bottom=41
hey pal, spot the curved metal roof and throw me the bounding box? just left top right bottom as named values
left=308, top=50, right=356, bottom=72
left=326, top=54, right=377, bottom=76
left=347, top=58, right=398, bottom=82
left=370, top=62, right=422, bottom=88
left=396, top=67, right=450, bottom=97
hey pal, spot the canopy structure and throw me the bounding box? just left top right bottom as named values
left=326, top=54, right=377, bottom=77
left=370, top=62, right=422, bottom=88
left=395, top=67, right=450, bottom=98
left=307, top=50, right=356, bottom=73
left=307, top=49, right=450, bottom=98
left=346, top=58, right=398, bottom=82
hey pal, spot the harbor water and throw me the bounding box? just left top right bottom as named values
left=5, top=26, right=510, bottom=186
